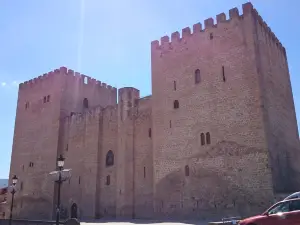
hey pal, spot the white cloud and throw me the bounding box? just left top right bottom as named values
left=1, top=82, right=6, bottom=86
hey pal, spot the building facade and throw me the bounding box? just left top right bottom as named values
left=8, top=2, right=300, bottom=221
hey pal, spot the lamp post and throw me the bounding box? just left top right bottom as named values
left=49, top=154, right=71, bottom=225
left=9, top=175, right=18, bottom=225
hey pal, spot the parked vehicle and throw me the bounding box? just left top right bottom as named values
left=238, top=198, right=300, bottom=225
left=284, top=192, right=300, bottom=200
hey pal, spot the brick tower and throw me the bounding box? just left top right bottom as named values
left=151, top=2, right=300, bottom=218
left=8, top=67, right=117, bottom=219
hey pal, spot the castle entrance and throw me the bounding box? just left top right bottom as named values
left=71, top=203, right=78, bottom=218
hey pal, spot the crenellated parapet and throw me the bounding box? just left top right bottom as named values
left=252, top=9, right=286, bottom=57
left=18, top=66, right=117, bottom=95
left=151, top=3, right=252, bottom=51
left=151, top=2, right=285, bottom=56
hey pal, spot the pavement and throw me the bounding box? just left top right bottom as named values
left=80, top=220, right=220, bottom=225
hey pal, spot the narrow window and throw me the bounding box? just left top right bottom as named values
left=206, top=132, right=211, bottom=145
left=43, top=96, right=47, bottom=103
left=29, top=162, right=34, bottom=167
left=25, top=102, right=29, bottom=109
left=144, top=167, right=146, bottom=178
left=20, top=182, right=23, bottom=191
left=106, top=175, right=110, bottom=185
left=222, top=66, right=226, bottom=82
left=84, top=77, right=88, bottom=84
left=106, top=150, right=114, bottom=167
left=78, top=176, right=81, bottom=184
left=173, top=100, right=179, bottom=109
left=47, top=95, right=50, bottom=102
left=148, top=128, right=152, bottom=138
left=83, top=98, right=89, bottom=108
left=185, top=165, right=189, bottom=176
left=173, top=81, right=176, bottom=91
left=210, top=33, right=213, bottom=40
left=169, top=120, right=172, bottom=128
left=195, top=69, right=201, bottom=84
left=200, top=133, right=205, bottom=146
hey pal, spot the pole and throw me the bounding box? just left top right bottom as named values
left=56, top=171, right=62, bottom=225
left=9, top=189, right=15, bottom=225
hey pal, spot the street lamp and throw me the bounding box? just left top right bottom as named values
left=9, top=175, right=18, bottom=225
left=49, top=154, right=71, bottom=225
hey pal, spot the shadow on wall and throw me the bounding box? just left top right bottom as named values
left=155, top=141, right=275, bottom=220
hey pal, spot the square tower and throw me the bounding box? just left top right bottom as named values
left=9, top=67, right=117, bottom=219
left=151, top=2, right=300, bottom=218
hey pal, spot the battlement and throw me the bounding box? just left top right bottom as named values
left=19, top=66, right=117, bottom=93
left=151, top=2, right=285, bottom=55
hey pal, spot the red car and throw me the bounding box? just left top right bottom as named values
left=238, top=198, right=300, bottom=225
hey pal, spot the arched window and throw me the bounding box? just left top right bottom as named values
left=173, top=100, right=179, bottom=109
left=148, top=128, right=152, bottom=138
left=106, top=150, right=114, bottom=167
left=206, top=132, right=211, bottom=145
left=83, top=98, right=89, bottom=108
left=195, top=69, right=201, bottom=84
left=200, top=133, right=205, bottom=146
left=185, top=165, right=189, bottom=176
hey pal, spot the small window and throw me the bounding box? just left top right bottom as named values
left=173, top=100, right=179, bottom=109
left=210, top=33, right=213, bottom=40
left=222, top=66, right=226, bottom=82
left=169, top=120, right=172, bottom=128
left=185, top=165, right=189, bottom=176
left=47, top=95, right=50, bottom=102
left=43, top=96, right=47, bottom=103
left=206, top=132, right=211, bottom=145
left=70, top=112, right=75, bottom=116
left=200, top=133, right=205, bottom=146
left=148, top=128, right=152, bottom=138
left=83, top=98, right=89, bottom=108
left=78, top=176, right=81, bottom=184
left=173, top=81, right=176, bottom=91
left=84, top=77, right=88, bottom=84
left=20, top=182, right=23, bottom=191
left=144, top=167, right=146, bottom=178
left=195, top=69, right=201, bottom=84
left=106, top=175, right=110, bottom=185
left=29, top=162, right=34, bottom=167
left=106, top=150, right=114, bottom=167
left=25, top=102, right=29, bottom=109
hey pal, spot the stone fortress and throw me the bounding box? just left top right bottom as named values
left=7, top=2, right=300, bottom=221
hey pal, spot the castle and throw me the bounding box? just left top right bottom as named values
left=7, top=2, right=300, bottom=221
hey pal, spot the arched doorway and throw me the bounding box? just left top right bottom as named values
left=71, top=203, right=78, bottom=219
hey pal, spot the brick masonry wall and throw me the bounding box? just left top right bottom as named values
left=98, top=106, right=118, bottom=218
left=252, top=11, right=300, bottom=192
left=133, top=96, right=153, bottom=219
left=9, top=72, right=65, bottom=220
left=151, top=3, right=274, bottom=219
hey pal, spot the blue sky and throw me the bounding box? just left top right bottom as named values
left=0, top=0, right=299, bottom=179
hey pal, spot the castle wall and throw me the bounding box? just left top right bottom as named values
left=253, top=11, right=300, bottom=192
left=98, top=106, right=118, bottom=218
left=60, top=107, right=103, bottom=220
left=9, top=71, right=65, bottom=219
left=133, top=96, right=153, bottom=218
left=116, top=88, right=140, bottom=218
left=151, top=3, right=274, bottom=219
